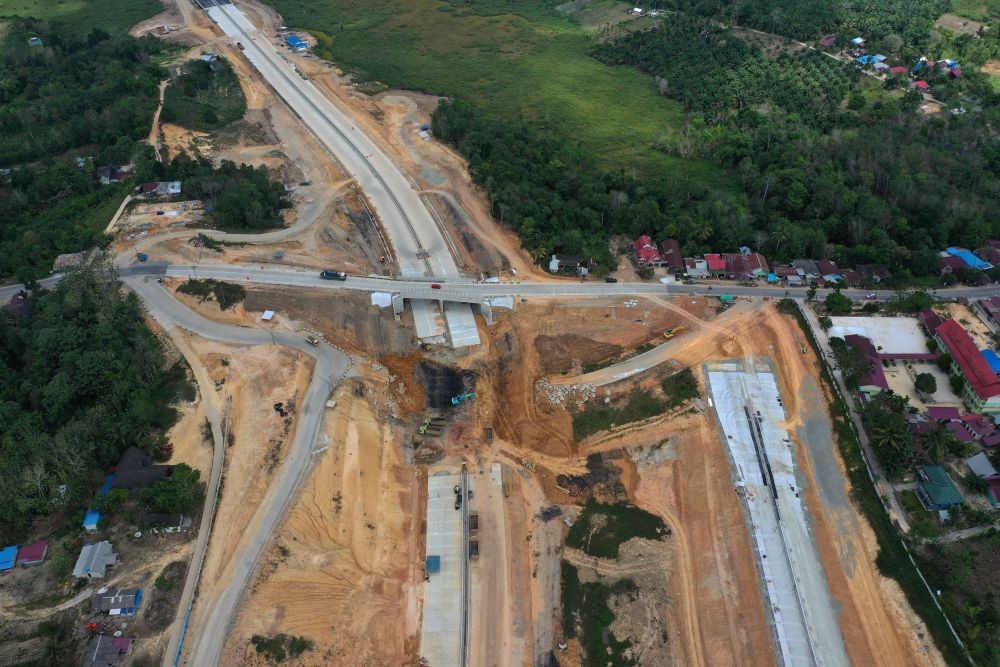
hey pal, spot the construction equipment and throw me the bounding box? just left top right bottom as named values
left=451, top=392, right=476, bottom=406
left=469, top=538, right=479, bottom=560
left=662, top=325, right=687, bottom=341
left=469, top=512, right=479, bottom=533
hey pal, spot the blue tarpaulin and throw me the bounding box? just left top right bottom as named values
left=425, top=555, right=441, bottom=573
left=947, top=247, right=992, bottom=270
left=83, top=510, right=101, bottom=531
left=98, top=474, right=114, bottom=497
left=285, top=34, right=307, bottom=51
left=767, top=273, right=779, bottom=283
left=0, top=546, right=17, bottom=571
left=982, top=349, right=1000, bottom=373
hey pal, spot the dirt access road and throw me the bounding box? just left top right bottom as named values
left=123, top=277, right=351, bottom=667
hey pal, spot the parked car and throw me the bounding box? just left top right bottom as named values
left=236, top=42, right=245, bottom=50
left=431, top=283, right=442, bottom=289
left=605, top=277, right=618, bottom=283
left=319, top=270, right=347, bottom=281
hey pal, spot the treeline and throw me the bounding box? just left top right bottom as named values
left=137, top=150, right=290, bottom=231
left=588, top=20, right=1000, bottom=277
left=0, top=263, right=188, bottom=541
left=0, top=22, right=164, bottom=166
left=432, top=99, right=746, bottom=269
left=160, top=57, right=247, bottom=132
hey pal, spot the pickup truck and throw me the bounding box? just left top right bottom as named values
left=319, top=270, right=348, bottom=281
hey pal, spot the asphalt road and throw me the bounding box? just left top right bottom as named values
left=5, top=264, right=998, bottom=305
left=123, top=276, right=351, bottom=667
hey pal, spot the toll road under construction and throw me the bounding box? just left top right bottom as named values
left=707, top=360, right=849, bottom=667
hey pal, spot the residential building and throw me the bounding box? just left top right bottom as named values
left=630, top=235, right=661, bottom=267
left=978, top=296, right=1000, bottom=327
left=548, top=255, right=580, bottom=274
left=72, top=541, right=118, bottom=580
left=844, top=335, right=888, bottom=393
left=938, top=255, right=966, bottom=275
left=932, top=319, right=1000, bottom=412
left=659, top=238, right=684, bottom=272
left=684, top=257, right=708, bottom=278
left=93, top=588, right=143, bottom=616
left=0, top=546, right=17, bottom=572
left=856, top=264, right=892, bottom=283
left=97, top=166, right=134, bottom=185
left=111, top=447, right=172, bottom=489
left=83, top=509, right=101, bottom=533
left=704, top=253, right=726, bottom=276
left=966, top=452, right=998, bottom=479
left=139, top=181, right=182, bottom=197
left=919, top=308, right=945, bottom=334
left=16, top=540, right=47, bottom=566
left=927, top=406, right=961, bottom=422
left=83, top=635, right=133, bottom=667
left=792, top=259, right=820, bottom=282
left=915, top=465, right=965, bottom=510
left=947, top=247, right=992, bottom=271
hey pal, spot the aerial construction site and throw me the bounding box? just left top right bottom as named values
left=0, top=0, right=955, bottom=666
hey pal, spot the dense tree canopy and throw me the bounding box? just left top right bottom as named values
left=0, top=263, right=187, bottom=541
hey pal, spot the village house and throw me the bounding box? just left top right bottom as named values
left=630, top=235, right=661, bottom=267
left=93, top=588, right=143, bottom=616
left=72, top=541, right=118, bottom=580
left=111, top=447, right=172, bottom=490
left=83, top=635, right=134, bottom=667
left=915, top=465, right=965, bottom=510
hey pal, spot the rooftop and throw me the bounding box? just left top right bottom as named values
left=918, top=465, right=965, bottom=507
left=935, top=320, right=1000, bottom=400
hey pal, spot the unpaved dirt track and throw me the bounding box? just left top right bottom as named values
left=123, top=277, right=351, bottom=667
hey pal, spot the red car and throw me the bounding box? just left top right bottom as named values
left=431, top=283, right=442, bottom=289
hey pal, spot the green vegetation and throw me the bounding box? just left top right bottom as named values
left=900, top=490, right=943, bottom=540
left=0, top=24, right=165, bottom=281
left=593, top=18, right=1000, bottom=277
left=861, top=391, right=914, bottom=479
left=777, top=300, right=968, bottom=664
left=140, top=152, right=289, bottom=231
left=566, top=498, right=668, bottom=558
left=154, top=574, right=176, bottom=593
left=824, top=290, right=854, bottom=315
left=828, top=336, right=869, bottom=390
left=161, top=57, right=248, bottom=132
left=0, top=262, right=188, bottom=541
left=263, top=0, right=730, bottom=186
left=917, top=533, right=1000, bottom=664
left=660, top=367, right=700, bottom=408
left=572, top=389, right=664, bottom=440
left=951, top=0, right=1000, bottom=21
left=177, top=279, right=247, bottom=310
left=140, top=463, right=204, bottom=515
left=915, top=372, right=937, bottom=395
left=560, top=561, right=635, bottom=666
left=250, top=633, right=315, bottom=663
left=0, top=0, right=161, bottom=35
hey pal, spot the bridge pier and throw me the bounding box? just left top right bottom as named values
left=478, top=300, right=494, bottom=326
left=391, top=293, right=404, bottom=317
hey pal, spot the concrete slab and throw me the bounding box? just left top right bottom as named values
left=420, top=472, right=464, bottom=666
left=708, top=360, right=849, bottom=667
left=828, top=316, right=928, bottom=353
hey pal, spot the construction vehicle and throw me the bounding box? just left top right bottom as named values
left=662, top=325, right=687, bottom=341
left=469, top=538, right=479, bottom=560
left=469, top=512, right=479, bottom=533
left=305, top=335, right=319, bottom=346
left=451, top=392, right=476, bottom=406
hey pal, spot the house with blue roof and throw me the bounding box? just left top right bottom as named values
left=83, top=509, right=101, bottom=533
left=0, top=545, right=18, bottom=572
left=947, top=247, right=992, bottom=271
left=285, top=34, right=307, bottom=52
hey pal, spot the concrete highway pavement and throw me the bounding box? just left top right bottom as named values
left=203, top=1, right=480, bottom=345
left=123, top=276, right=352, bottom=667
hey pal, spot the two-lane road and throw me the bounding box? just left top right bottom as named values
left=123, top=276, right=352, bottom=667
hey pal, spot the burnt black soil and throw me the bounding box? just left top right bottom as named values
left=416, top=362, right=477, bottom=409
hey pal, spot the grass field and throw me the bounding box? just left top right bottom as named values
left=0, top=0, right=162, bottom=34
left=263, top=0, right=734, bottom=188
left=950, top=0, right=1000, bottom=20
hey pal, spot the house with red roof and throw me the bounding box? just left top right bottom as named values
left=927, top=406, right=961, bottom=422
left=919, top=309, right=945, bottom=334
left=932, top=319, right=1000, bottom=412
left=938, top=256, right=966, bottom=275
left=16, top=540, right=47, bottom=566
left=913, top=80, right=930, bottom=90
left=704, top=253, right=726, bottom=276
left=889, top=66, right=908, bottom=74
left=845, top=334, right=888, bottom=394
left=631, top=235, right=661, bottom=267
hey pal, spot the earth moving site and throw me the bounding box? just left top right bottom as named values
left=0, top=0, right=964, bottom=666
